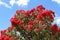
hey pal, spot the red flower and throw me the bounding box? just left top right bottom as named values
left=16, top=10, right=20, bottom=14
left=13, top=14, right=17, bottom=19
left=8, top=26, right=13, bottom=31
left=19, top=10, right=25, bottom=14
left=41, top=12, right=47, bottom=17
left=45, top=10, right=55, bottom=21
left=50, top=24, right=58, bottom=33
left=47, top=10, right=55, bottom=17
left=19, top=20, right=24, bottom=25
left=1, top=30, right=6, bottom=35
left=36, top=5, right=45, bottom=12
left=31, top=12, right=35, bottom=16
left=3, top=30, right=6, bottom=33
left=25, top=10, right=31, bottom=16
left=28, top=21, right=36, bottom=25
left=10, top=18, right=24, bottom=26
left=2, top=35, right=6, bottom=39
left=1, top=35, right=12, bottom=40
left=37, top=5, right=45, bottom=9
left=30, top=8, right=35, bottom=12
left=16, top=10, right=25, bottom=15
left=37, top=10, right=55, bottom=22
left=10, top=18, right=17, bottom=26
left=37, top=14, right=43, bottom=20
left=49, top=15, right=54, bottom=22
left=27, top=25, right=33, bottom=30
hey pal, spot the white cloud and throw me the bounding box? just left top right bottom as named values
left=10, top=0, right=15, bottom=6
left=0, top=0, right=30, bottom=8
left=0, top=0, right=11, bottom=8
left=16, top=0, right=30, bottom=6
left=52, top=0, right=60, bottom=4
left=56, top=19, right=60, bottom=24
left=56, top=17, right=60, bottom=24
left=53, top=17, right=60, bottom=27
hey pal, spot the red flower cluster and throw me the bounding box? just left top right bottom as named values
left=1, top=30, right=6, bottom=35
left=37, top=10, right=55, bottom=22
left=16, top=9, right=31, bottom=17
left=24, top=25, right=33, bottom=29
left=8, top=26, right=13, bottom=31
left=36, top=5, right=45, bottom=12
left=27, top=25, right=33, bottom=30
left=10, top=5, right=56, bottom=33
left=50, top=24, right=58, bottom=33
left=10, top=17, right=24, bottom=26
left=16, top=10, right=25, bottom=15
left=23, top=25, right=33, bottom=32
left=0, top=35, right=11, bottom=40
left=28, top=21, right=36, bottom=25
left=0, top=30, right=13, bottom=40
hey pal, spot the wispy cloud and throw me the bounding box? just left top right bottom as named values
left=0, top=0, right=30, bottom=8
left=52, top=0, right=60, bottom=4
left=56, top=18, right=60, bottom=24
left=53, top=17, right=60, bottom=27
left=0, top=0, right=11, bottom=8
left=16, top=0, right=30, bottom=6
left=55, top=17, right=60, bottom=24
left=10, top=0, right=15, bottom=6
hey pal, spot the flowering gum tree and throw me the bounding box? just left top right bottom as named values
left=1, top=5, right=60, bottom=40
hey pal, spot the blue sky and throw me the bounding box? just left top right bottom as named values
left=0, top=0, right=60, bottom=30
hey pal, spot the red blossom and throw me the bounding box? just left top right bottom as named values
left=37, top=14, right=43, bottom=20
left=37, top=5, right=45, bottom=9
left=23, top=25, right=33, bottom=30
left=30, top=8, right=35, bottom=12
left=50, top=24, right=58, bottom=33
left=37, top=10, right=55, bottom=22
left=10, top=18, right=18, bottom=26
left=36, top=5, right=45, bottom=12
left=19, top=20, right=24, bottom=25
left=28, top=21, right=36, bottom=25
left=1, top=35, right=12, bottom=40
left=16, top=10, right=25, bottom=15
left=31, top=12, right=35, bottom=16
left=13, top=14, right=17, bottom=19
left=25, top=10, right=31, bottom=16
left=4, top=36, right=10, bottom=40
left=16, top=10, right=19, bottom=13
left=19, top=10, right=25, bottom=14
left=10, top=18, right=24, bottom=26
left=1, top=30, right=6, bottom=35
left=8, top=27, right=13, bottom=31
left=3, top=30, right=6, bottom=33
left=27, top=25, right=33, bottom=30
